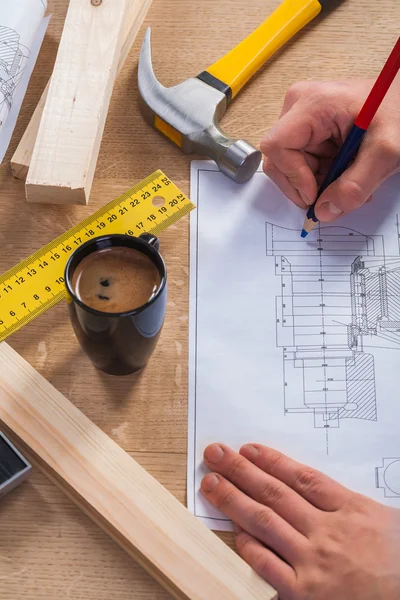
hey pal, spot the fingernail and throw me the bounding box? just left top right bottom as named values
left=325, top=202, right=343, bottom=215
left=233, top=523, right=243, bottom=535
left=241, top=444, right=259, bottom=461
left=202, top=473, right=220, bottom=493
left=299, top=191, right=312, bottom=205
left=204, top=444, right=224, bottom=464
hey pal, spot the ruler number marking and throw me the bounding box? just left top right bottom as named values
left=169, top=193, right=185, bottom=208
left=0, top=173, right=194, bottom=342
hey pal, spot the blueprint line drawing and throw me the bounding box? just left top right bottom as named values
left=266, top=221, right=400, bottom=431
left=0, top=26, right=30, bottom=128
left=0, top=0, right=48, bottom=163
left=376, top=458, right=400, bottom=498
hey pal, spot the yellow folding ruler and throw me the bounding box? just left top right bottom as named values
left=0, top=170, right=195, bottom=342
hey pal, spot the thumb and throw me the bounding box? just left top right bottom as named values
left=314, top=136, right=400, bottom=222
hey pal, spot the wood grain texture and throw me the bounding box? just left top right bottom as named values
left=25, top=0, right=133, bottom=205
left=0, top=0, right=399, bottom=598
left=11, top=82, right=49, bottom=180
left=0, top=342, right=277, bottom=600
left=11, top=0, right=153, bottom=181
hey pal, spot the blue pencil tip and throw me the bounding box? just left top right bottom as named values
left=301, top=229, right=308, bottom=238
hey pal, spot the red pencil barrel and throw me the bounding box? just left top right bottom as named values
left=355, top=36, right=400, bottom=130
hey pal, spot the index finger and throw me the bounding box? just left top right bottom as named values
left=239, top=444, right=352, bottom=512
left=203, top=443, right=317, bottom=535
left=260, top=102, right=339, bottom=205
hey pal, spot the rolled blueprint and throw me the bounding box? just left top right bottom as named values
left=0, top=0, right=49, bottom=162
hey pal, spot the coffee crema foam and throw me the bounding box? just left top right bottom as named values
left=71, top=246, right=161, bottom=313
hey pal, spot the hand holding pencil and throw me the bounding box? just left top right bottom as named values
left=260, top=36, right=400, bottom=234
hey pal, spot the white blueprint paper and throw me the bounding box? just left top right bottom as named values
left=0, top=0, right=49, bottom=163
left=188, top=160, right=400, bottom=531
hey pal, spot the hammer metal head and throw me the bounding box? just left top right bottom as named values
left=138, top=28, right=262, bottom=184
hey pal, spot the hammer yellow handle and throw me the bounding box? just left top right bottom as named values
left=204, top=0, right=323, bottom=99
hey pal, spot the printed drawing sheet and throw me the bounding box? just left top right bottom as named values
left=0, top=0, right=49, bottom=163
left=188, top=160, right=400, bottom=531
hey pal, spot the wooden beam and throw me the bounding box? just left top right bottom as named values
left=25, top=0, right=137, bottom=205
left=11, top=81, right=49, bottom=181
left=11, top=0, right=152, bottom=182
left=0, top=342, right=277, bottom=600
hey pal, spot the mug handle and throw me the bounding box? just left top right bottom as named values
left=139, top=233, right=160, bottom=251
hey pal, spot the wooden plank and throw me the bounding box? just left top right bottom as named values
left=11, top=82, right=49, bottom=181
left=25, top=0, right=133, bottom=205
left=0, top=342, right=277, bottom=600
left=11, top=0, right=152, bottom=182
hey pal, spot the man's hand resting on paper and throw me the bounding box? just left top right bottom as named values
left=200, top=443, right=400, bottom=600
left=260, top=78, right=400, bottom=222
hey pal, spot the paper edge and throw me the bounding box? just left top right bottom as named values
left=187, top=160, right=235, bottom=532
left=0, top=15, right=51, bottom=164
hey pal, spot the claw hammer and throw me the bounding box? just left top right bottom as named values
left=138, top=0, right=343, bottom=183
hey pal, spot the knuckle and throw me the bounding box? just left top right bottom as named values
left=313, top=104, right=340, bottom=131
left=259, top=481, right=284, bottom=507
left=217, top=487, right=237, bottom=510
left=227, top=456, right=247, bottom=481
left=379, top=138, right=400, bottom=168
left=252, top=508, right=274, bottom=531
left=266, top=451, right=285, bottom=476
left=295, top=467, right=321, bottom=495
left=260, top=131, right=277, bottom=154
left=235, top=532, right=252, bottom=554
left=285, top=81, right=316, bottom=102
left=262, top=156, right=275, bottom=174
left=341, top=179, right=366, bottom=209
left=297, top=573, right=321, bottom=600
left=251, top=554, right=272, bottom=580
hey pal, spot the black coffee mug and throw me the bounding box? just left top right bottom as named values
left=64, top=233, right=167, bottom=376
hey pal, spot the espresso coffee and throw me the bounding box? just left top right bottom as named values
left=71, top=246, right=161, bottom=313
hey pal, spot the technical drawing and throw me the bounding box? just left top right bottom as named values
left=266, top=221, right=400, bottom=430
left=0, top=26, right=30, bottom=128
left=376, top=458, right=400, bottom=498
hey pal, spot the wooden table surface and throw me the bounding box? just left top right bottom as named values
left=0, top=1, right=398, bottom=597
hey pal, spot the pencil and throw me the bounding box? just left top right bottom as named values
left=301, top=36, right=400, bottom=238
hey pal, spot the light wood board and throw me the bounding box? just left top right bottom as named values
left=0, top=342, right=277, bottom=600
left=25, top=0, right=132, bottom=205
left=11, top=0, right=153, bottom=181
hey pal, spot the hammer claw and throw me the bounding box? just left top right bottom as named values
left=137, top=28, right=262, bottom=183
left=137, top=0, right=343, bottom=183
